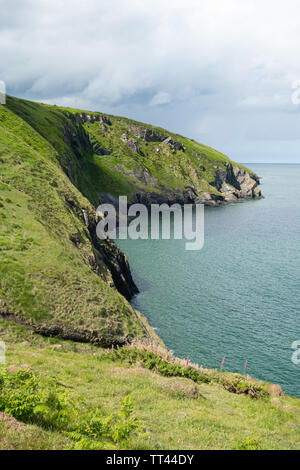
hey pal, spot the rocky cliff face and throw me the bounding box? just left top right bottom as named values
left=61, top=115, right=140, bottom=300
left=87, top=215, right=139, bottom=300
left=61, top=112, right=262, bottom=211
left=2, top=95, right=263, bottom=347
left=129, top=163, right=262, bottom=208
left=1, top=96, right=153, bottom=349
left=207, top=163, right=262, bottom=205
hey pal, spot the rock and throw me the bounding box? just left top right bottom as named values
left=161, top=136, right=184, bottom=152
left=253, top=186, right=262, bottom=197
left=92, top=141, right=111, bottom=155
left=87, top=214, right=139, bottom=301
left=82, top=209, right=89, bottom=227
left=132, top=191, right=170, bottom=206
left=133, top=168, right=157, bottom=185
left=128, top=124, right=166, bottom=142
left=52, top=344, right=62, bottom=350
left=267, top=384, right=284, bottom=397
left=224, top=192, right=238, bottom=202
left=95, top=146, right=111, bottom=156
left=211, top=163, right=261, bottom=200
left=71, top=113, right=111, bottom=131
left=127, top=124, right=184, bottom=151
left=212, top=167, right=228, bottom=192
left=70, top=232, right=82, bottom=247
left=196, top=191, right=224, bottom=207
left=99, top=115, right=112, bottom=126
left=232, top=165, right=259, bottom=197
left=128, top=139, right=140, bottom=153
left=121, top=134, right=140, bottom=153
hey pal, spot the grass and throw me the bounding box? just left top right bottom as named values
left=0, top=95, right=286, bottom=450
left=6, top=95, right=258, bottom=204
left=0, top=320, right=299, bottom=450
left=0, top=94, right=260, bottom=343
left=0, top=98, right=146, bottom=343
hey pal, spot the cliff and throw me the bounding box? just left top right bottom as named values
left=0, top=97, right=145, bottom=346
left=0, top=95, right=262, bottom=345
left=2, top=97, right=300, bottom=452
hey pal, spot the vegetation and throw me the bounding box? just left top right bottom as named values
left=0, top=94, right=259, bottom=344
left=0, top=320, right=300, bottom=450
left=0, top=96, right=147, bottom=343
left=0, top=364, right=143, bottom=450
left=110, top=347, right=269, bottom=398
left=5, top=95, right=258, bottom=205
left=0, top=96, right=296, bottom=450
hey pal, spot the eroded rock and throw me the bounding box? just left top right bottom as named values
left=121, top=133, right=140, bottom=153
left=212, top=163, right=261, bottom=200
left=127, top=124, right=184, bottom=151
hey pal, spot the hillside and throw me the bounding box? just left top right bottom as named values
left=0, top=95, right=262, bottom=344
left=0, top=96, right=153, bottom=346
left=6, top=96, right=262, bottom=209
left=1, top=319, right=300, bottom=450
left=1, top=96, right=299, bottom=451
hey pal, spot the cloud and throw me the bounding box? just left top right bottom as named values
left=149, top=92, right=171, bottom=106
left=1, top=0, right=300, bottom=161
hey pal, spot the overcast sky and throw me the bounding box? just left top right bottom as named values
left=1, top=0, right=300, bottom=162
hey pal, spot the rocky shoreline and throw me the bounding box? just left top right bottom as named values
left=130, top=162, right=262, bottom=208
left=101, top=162, right=262, bottom=209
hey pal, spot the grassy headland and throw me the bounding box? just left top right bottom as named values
left=1, top=96, right=296, bottom=451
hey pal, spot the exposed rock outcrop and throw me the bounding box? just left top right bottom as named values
left=161, top=136, right=185, bottom=152
left=121, top=133, right=140, bottom=153
left=62, top=113, right=261, bottom=211
left=128, top=124, right=166, bottom=142
left=92, top=144, right=111, bottom=156
left=86, top=212, right=139, bottom=300
left=90, top=135, right=111, bottom=155
left=128, top=124, right=184, bottom=151
left=211, top=162, right=262, bottom=202
left=63, top=190, right=139, bottom=301
left=60, top=111, right=262, bottom=300
left=51, top=114, right=140, bottom=302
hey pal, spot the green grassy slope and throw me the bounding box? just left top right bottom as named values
left=0, top=320, right=299, bottom=450
left=0, top=98, right=149, bottom=344
left=0, top=98, right=297, bottom=450
left=0, top=95, right=262, bottom=346
left=6, top=96, right=261, bottom=206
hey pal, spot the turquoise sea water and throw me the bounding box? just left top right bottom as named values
left=117, top=164, right=300, bottom=396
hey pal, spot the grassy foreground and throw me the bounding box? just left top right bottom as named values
left=0, top=319, right=299, bottom=450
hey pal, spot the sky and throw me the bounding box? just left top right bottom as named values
left=1, top=0, right=300, bottom=163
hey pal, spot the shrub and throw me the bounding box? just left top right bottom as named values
left=217, top=375, right=268, bottom=399
left=0, top=366, right=144, bottom=446
left=233, top=437, right=261, bottom=450
left=0, top=366, right=77, bottom=429
left=110, top=347, right=211, bottom=385
left=0, top=367, right=42, bottom=420
left=79, top=394, right=143, bottom=444
left=109, top=347, right=269, bottom=399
